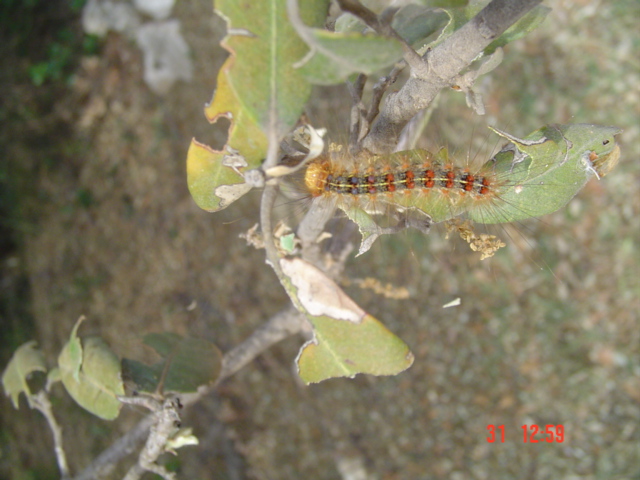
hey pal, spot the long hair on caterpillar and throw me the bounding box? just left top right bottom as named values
left=307, top=128, right=616, bottom=230
left=285, top=119, right=621, bottom=289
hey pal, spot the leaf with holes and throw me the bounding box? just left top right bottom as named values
left=187, top=0, right=329, bottom=212
left=468, top=123, right=622, bottom=224
left=2, top=341, right=47, bottom=409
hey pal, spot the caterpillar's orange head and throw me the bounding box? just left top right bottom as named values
left=304, top=161, right=331, bottom=197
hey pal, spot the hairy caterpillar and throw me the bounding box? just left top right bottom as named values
left=302, top=124, right=621, bottom=256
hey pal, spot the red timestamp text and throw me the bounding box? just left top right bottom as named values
left=522, top=424, right=564, bottom=443
left=486, top=425, right=565, bottom=443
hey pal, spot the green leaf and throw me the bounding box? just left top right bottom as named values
left=279, top=258, right=414, bottom=384
left=415, top=0, right=468, bottom=7
left=334, top=5, right=449, bottom=44
left=297, top=30, right=404, bottom=85
left=186, top=0, right=329, bottom=212
left=58, top=317, right=124, bottom=420
left=279, top=232, right=296, bottom=253
left=297, top=314, right=415, bottom=384
left=341, top=204, right=384, bottom=255
left=391, top=4, right=450, bottom=50
left=469, top=123, right=622, bottom=224
left=2, top=341, right=47, bottom=409
left=142, top=332, right=183, bottom=356
left=484, top=5, right=551, bottom=55
left=122, top=334, right=222, bottom=394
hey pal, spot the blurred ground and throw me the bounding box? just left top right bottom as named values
left=1, top=1, right=638, bottom=479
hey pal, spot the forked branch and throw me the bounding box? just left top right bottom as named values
left=73, top=308, right=306, bottom=480
left=362, top=0, right=542, bottom=153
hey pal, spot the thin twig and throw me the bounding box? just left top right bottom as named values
left=297, top=200, right=338, bottom=268
left=32, top=391, right=70, bottom=480
left=394, top=94, right=440, bottom=151
left=260, top=183, right=283, bottom=276
left=347, top=74, right=367, bottom=153
left=73, top=415, right=156, bottom=480
left=216, top=307, right=307, bottom=381
left=365, top=62, right=405, bottom=131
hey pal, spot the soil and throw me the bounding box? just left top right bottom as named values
left=1, top=1, right=638, bottom=479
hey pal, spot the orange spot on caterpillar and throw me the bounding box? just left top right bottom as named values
left=386, top=173, right=396, bottom=193
left=479, top=177, right=491, bottom=195
left=405, top=170, right=415, bottom=189
left=424, top=169, right=435, bottom=188
left=462, top=174, right=475, bottom=192
left=444, top=170, right=456, bottom=189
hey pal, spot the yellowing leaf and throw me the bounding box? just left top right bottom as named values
left=1, top=341, right=47, bottom=409
left=187, top=0, right=329, bottom=211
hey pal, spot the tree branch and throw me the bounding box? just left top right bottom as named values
left=216, top=307, right=306, bottom=381
left=122, top=398, right=182, bottom=480
left=73, top=307, right=305, bottom=480
left=362, top=0, right=542, bottom=154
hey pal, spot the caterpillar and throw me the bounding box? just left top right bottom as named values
left=305, top=147, right=497, bottom=224
left=302, top=124, right=621, bottom=257
left=305, top=124, right=620, bottom=225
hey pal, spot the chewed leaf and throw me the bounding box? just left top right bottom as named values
left=340, top=203, right=432, bottom=256
left=122, top=333, right=222, bottom=394
left=280, top=258, right=413, bottom=384
left=2, top=341, right=47, bottom=409
left=341, top=204, right=386, bottom=256
left=471, top=123, right=622, bottom=223
left=187, top=0, right=328, bottom=211
left=187, top=140, right=255, bottom=212
left=58, top=318, right=124, bottom=420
